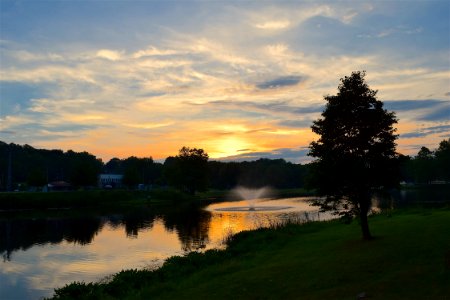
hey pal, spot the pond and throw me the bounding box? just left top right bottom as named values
left=1, top=187, right=448, bottom=299
left=1, top=196, right=332, bottom=300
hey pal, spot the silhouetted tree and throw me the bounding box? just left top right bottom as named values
left=0, top=142, right=102, bottom=190
left=308, top=71, right=399, bottom=240
left=104, top=157, right=122, bottom=174
left=122, top=156, right=142, bottom=188
left=435, top=138, right=450, bottom=181
left=413, top=146, right=435, bottom=183
left=164, top=147, right=209, bottom=195
left=398, top=154, right=414, bottom=183
left=68, top=151, right=103, bottom=187
left=103, top=156, right=162, bottom=188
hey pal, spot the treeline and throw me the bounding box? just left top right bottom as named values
left=0, top=142, right=307, bottom=191
left=209, top=159, right=307, bottom=189
left=399, top=138, right=450, bottom=184
left=1, top=138, right=449, bottom=192
left=0, top=142, right=102, bottom=189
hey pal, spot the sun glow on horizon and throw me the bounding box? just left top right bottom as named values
left=205, top=137, right=256, bottom=159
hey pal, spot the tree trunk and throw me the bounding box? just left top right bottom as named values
left=359, top=198, right=373, bottom=240
left=359, top=210, right=372, bottom=240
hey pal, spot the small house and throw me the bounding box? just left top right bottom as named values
left=98, top=174, right=123, bottom=188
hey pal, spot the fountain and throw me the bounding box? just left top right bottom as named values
left=213, top=186, right=292, bottom=212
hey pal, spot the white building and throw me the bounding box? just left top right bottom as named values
left=98, top=174, right=123, bottom=188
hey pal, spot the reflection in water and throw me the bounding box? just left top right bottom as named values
left=1, top=198, right=324, bottom=299
left=162, top=205, right=212, bottom=251
left=0, top=219, right=181, bottom=300
left=1, top=190, right=446, bottom=300
left=206, top=197, right=333, bottom=239
left=1, top=217, right=105, bottom=262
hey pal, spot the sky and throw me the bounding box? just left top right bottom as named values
left=1, top=0, right=449, bottom=163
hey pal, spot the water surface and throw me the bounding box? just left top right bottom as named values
left=1, top=197, right=326, bottom=300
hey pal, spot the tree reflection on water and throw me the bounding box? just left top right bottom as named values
left=0, top=205, right=213, bottom=262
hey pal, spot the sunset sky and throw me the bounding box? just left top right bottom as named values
left=1, top=0, right=449, bottom=163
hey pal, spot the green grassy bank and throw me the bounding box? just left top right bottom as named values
left=0, top=188, right=313, bottom=211
left=0, top=189, right=195, bottom=211
left=48, top=208, right=450, bottom=300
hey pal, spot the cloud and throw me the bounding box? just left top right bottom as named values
left=384, top=99, right=447, bottom=111
left=401, top=132, right=428, bottom=139
left=0, top=65, right=96, bottom=84
left=401, top=125, right=450, bottom=139
left=28, top=98, right=95, bottom=113
left=124, top=122, right=174, bottom=129
left=419, top=104, right=450, bottom=122
left=256, top=75, right=305, bottom=90
left=132, top=46, right=179, bottom=58
left=186, top=100, right=322, bottom=121
left=254, top=20, right=291, bottom=30
left=278, top=119, right=315, bottom=128
left=1, top=1, right=448, bottom=162
left=360, top=26, right=424, bottom=39
left=216, top=147, right=310, bottom=164
left=383, top=99, right=450, bottom=123
left=0, top=130, right=16, bottom=135
left=96, top=49, right=123, bottom=61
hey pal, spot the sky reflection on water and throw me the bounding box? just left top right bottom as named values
left=1, top=219, right=182, bottom=299
left=0, top=197, right=329, bottom=300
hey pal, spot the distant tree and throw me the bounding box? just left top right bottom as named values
left=69, top=152, right=102, bottom=187
left=104, top=157, right=123, bottom=174
left=417, top=147, right=433, bottom=160
left=434, top=138, right=450, bottom=181
left=122, top=156, right=141, bottom=188
left=308, top=71, right=399, bottom=240
left=413, top=146, right=436, bottom=183
left=398, top=154, right=414, bottom=183
left=164, top=147, right=209, bottom=195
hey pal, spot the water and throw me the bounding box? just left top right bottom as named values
left=1, top=187, right=448, bottom=299
left=1, top=196, right=329, bottom=300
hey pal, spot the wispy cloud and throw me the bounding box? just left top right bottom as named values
left=254, top=20, right=291, bottom=30
left=0, top=1, right=448, bottom=161
left=401, top=125, right=450, bottom=139
left=256, top=75, right=305, bottom=90
left=384, top=99, right=447, bottom=111
left=217, top=147, right=311, bottom=164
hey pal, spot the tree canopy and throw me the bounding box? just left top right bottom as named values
left=308, top=71, right=399, bottom=240
left=164, top=147, right=209, bottom=195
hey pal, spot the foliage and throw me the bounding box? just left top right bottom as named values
left=104, top=156, right=162, bottom=188
left=434, top=138, right=450, bottom=181
left=0, top=190, right=152, bottom=211
left=308, top=71, right=399, bottom=239
left=0, top=142, right=102, bottom=190
left=398, top=138, right=450, bottom=184
left=67, top=151, right=103, bottom=187
left=164, top=147, right=209, bottom=195
left=1, top=137, right=446, bottom=195
left=208, top=158, right=308, bottom=189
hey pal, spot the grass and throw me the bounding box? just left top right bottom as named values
left=48, top=208, right=450, bottom=300
left=0, top=189, right=194, bottom=211
left=0, top=187, right=313, bottom=213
